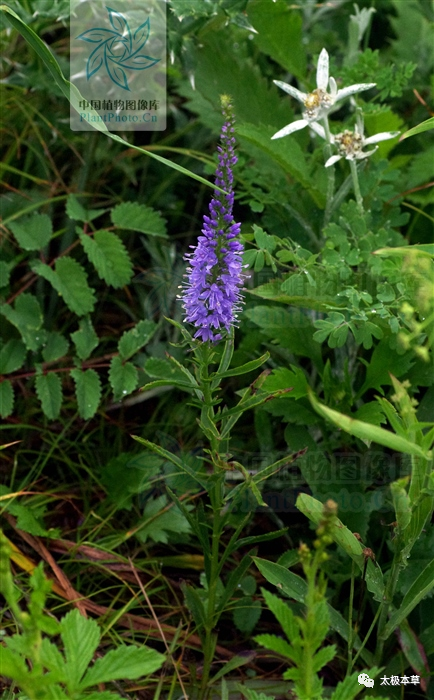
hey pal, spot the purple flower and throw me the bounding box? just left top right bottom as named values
left=180, top=97, right=245, bottom=342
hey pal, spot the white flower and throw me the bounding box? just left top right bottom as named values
left=271, top=48, right=376, bottom=140
left=309, top=118, right=400, bottom=166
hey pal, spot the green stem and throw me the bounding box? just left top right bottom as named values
left=347, top=560, right=356, bottom=674
left=323, top=115, right=335, bottom=226
left=199, top=479, right=224, bottom=700
left=353, top=603, right=382, bottom=668
left=349, top=159, right=364, bottom=215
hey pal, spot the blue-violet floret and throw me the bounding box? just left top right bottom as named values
left=180, top=97, right=245, bottom=342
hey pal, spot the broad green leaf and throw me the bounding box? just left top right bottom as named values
left=233, top=598, right=262, bottom=634
left=32, top=258, right=95, bottom=317
left=0, top=339, right=26, bottom=373
left=108, top=356, right=138, bottom=400
left=9, top=213, right=52, bottom=250
left=0, top=5, right=219, bottom=192
left=35, top=373, right=62, bottom=420
left=79, top=230, right=133, bottom=288
left=0, top=380, right=14, bottom=418
left=70, top=368, right=101, bottom=420
left=80, top=645, right=164, bottom=689
left=249, top=279, right=335, bottom=311
left=118, top=319, right=157, bottom=360
left=396, top=618, right=429, bottom=681
left=0, top=260, right=11, bottom=287
left=70, top=317, right=99, bottom=361
left=60, top=609, right=100, bottom=692
left=0, top=293, right=44, bottom=351
left=382, top=559, right=434, bottom=639
left=42, top=332, right=69, bottom=363
left=247, top=0, right=306, bottom=78
left=400, top=116, right=434, bottom=140
left=308, top=390, right=430, bottom=459
left=262, top=366, right=308, bottom=399
left=236, top=123, right=310, bottom=190
left=296, top=494, right=385, bottom=602
left=111, top=202, right=167, bottom=237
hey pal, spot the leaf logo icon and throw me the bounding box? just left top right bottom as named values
left=76, top=7, right=160, bottom=91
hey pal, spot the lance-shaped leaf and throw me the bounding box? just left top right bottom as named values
left=0, top=381, right=14, bottom=419
left=79, top=229, right=133, bottom=288
left=32, top=258, right=96, bottom=317
left=70, top=369, right=101, bottom=420
left=308, top=389, right=431, bottom=459
left=296, top=493, right=384, bottom=602
left=382, top=559, right=434, bottom=640
left=35, top=372, right=63, bottom=420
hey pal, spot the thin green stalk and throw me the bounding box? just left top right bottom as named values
left=349, top=159, right=364, bottom=214
left=352, top=603, right=382, bottom=668
left=346, top=560, right=356, bottom=674
left=323, top=115, right=335, bottom=226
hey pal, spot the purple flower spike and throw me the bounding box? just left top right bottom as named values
left=180, top=96, right=245, bottom=342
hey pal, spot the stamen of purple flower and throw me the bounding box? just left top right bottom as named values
left=179, top=96, right=245, bottom=343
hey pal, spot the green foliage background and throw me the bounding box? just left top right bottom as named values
left=0, top=0, right=433, bottom=698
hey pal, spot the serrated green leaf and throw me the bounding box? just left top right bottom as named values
left=118, top=319, right=157, bottom=360
left=35, top=373, right=62, bottom=420
left=0, top=260, right=10, bottom=287
left=66, top=193, right=87, bottom=221
left=237, top=686, right=275, bottom=700
left=9, top=213, right=52, bottom=250
left=311, top=644, right=337, bottom=673
left=261, top=588, right=299, bottom=642
left=0, top=293, right=44, bottom=350
left=262, top=366, right=308, bottom=399
left=80, top=644, right=164, bottom=689
left=0, top=380, right=14, bottom=418
left=70, top=317, right=99, bottom=361
left=60, top=609, right=100, bottom=692
left=111, top=202, right=167, bottom=237
left=0, top=644, right=31, bottom=681
left=32, top=258, right=95, bottom=316
left=144, top=356, right=187, bottom=383
left=70, top=368, right=101, bottom=420
left=253, top=556, right=373, bottom=664
left=0, top=339, right=26, bottom=373
left=247, top=0, right=306, bottom=78
left=109, top=356, right=138, bottom=401
left=135, top=494, right=191, bottom=544
left=79, top=230, right=133, bottom=288
left=254, top=633, right=299, bottom=662
left=39, top=638, right=66, bottom=680
left=13, top=504, right=49, bottom=537
left=42, top=332, right=69, bottom=363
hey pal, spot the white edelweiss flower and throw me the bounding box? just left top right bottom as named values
left=271, top=48, right=376, bottom=140
left=309, top=119, right=400, bottom=166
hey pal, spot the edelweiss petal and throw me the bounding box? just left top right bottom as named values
left=364, top=131, right=400, bottom=145
left=316, top=48, right=329, bottom=91
left=335, top=83, right=376, bottom=102
left=273, top=80, right=306, bottom=103
left=271, top=119, right=308, bottom=140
